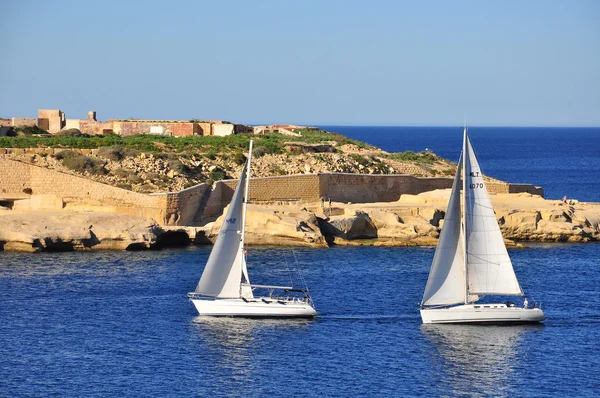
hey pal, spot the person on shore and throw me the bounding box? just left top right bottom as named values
left=321, top=196, right=325, bottom=208
left=523, top=297, right=529, bottom=309
left=562, top=195, right=568, bottom=204
left=328, top=197, right=331, bottom=208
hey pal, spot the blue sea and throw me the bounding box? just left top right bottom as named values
left=1, top=127, right=599, bottom=397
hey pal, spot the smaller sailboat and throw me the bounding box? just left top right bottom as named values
left=420, top=127, right=545, bottom=324
left=188, top=140, right=317, bottom=318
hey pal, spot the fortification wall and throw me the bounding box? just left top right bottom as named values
left=197, top=122, right=212, bottom=136
left=109, top=121, right=198, bottom=137
left=78, top=120, right=115, bottom=135
left=38, top=109, right=65, bottom=133
left=214, top=173, right=541, bottom=209
left=213, top=124, right=234, bottom=136
left=487, top=182, right=510, bottom=194
left=12, top=118, right=39, bottom=128
left=0, top=120, right=12, bottom=127
left=509, top=183, right=544, bottom=196
left=322, top=174, right=453, bottom=203
left=221, top=174, right=322, bottom=203
left=0, top=158, right=168, bottom=222
left=152, top=183, right=211, bottom=226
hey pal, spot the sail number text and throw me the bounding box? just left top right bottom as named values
left=469, top=182, right=484, bottom=189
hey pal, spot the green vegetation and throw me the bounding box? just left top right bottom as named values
left=231, top=151, right=247, bottom=165
left=209, top=168, right=227, bottom=181
left=383, top=151, right=439, bottom=165
left=13, top=126, right=49, bottom=136
left=54, top=150, right=107, bottom=175
left=54, top=128, right=83, bottom=137
left=0, top=129, right=373, bottom=155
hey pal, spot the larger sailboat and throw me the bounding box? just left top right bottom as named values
left=188, top=140, right=317, bottom=318
left=420, top=127, right=545, bottom=324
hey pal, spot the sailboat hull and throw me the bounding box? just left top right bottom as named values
left=191, top=298, right=317, bottom=318
left=420, top=304, right=545, bottom=324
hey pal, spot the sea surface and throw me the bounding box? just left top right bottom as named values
left=1, top=127, right=599, bottom=397
left=322, top=126, right=600, bottom=203
left=0, top=245, right=599, bottom=397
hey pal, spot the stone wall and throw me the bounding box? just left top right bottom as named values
left=38, top=109, right=65, bottom=133
left=509, top=183, right=544, bottom=196
left=0, top=158, right=168, bottom=221
left=78, top=120, right=115, bottom=135
left=197, top=122, right=212, bottom=136
left=110, top=121, right=200, bottom=137
left=12, top=118, right=39, bottom=128
left=213, top=123, right=234, bottom=136
left=221, top=174, right=322, bottom=203
left=151, top=182, right=211, bottom=225
left=0, top=120, right=11, bottom=127
left=487, top=182, right=510, bottom=194
left=323, top=173, right=455, bottom=203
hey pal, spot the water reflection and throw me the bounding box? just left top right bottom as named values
left=189, top=317, right=313, bottom=389
left=422, top=324, right=543, bottom=397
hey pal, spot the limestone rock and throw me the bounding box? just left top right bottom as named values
left=500, top=211, right=541, bottom=238
left=208, top=205, right=327, bottom=247
left=0, top=212, right=162, bottom=252
left=325, top=211, right=377, bottom=240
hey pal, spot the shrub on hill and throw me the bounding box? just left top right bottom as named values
left=14, top=126, right=49, bottom=136
left=209, top=168, right=227, bottom=181
left=383, top=151, right=439, bottom=164
left=97, top=146, right=140, bottom=161
left=54, top=128, right=83, bottom=137
left=55, top=150, right=107, bottom=175
left=168, top=158, right=190, bottom=174
left=231, top=151, right=246, bottom=165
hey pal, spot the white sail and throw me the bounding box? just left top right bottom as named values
left=464, top=135, right=523, bottom=296
left=422, top=155, right=466, bottom=306
left=195, top=160, right=249, bottom=298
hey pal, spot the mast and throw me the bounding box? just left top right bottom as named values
left=462, top=125, right=469, bottom=305
left=240, top=139, right=253, bottom=256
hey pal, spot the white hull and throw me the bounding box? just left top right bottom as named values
left=191, top=297, right=317, bottom=318
left=421, top=304, right=545, bottom=324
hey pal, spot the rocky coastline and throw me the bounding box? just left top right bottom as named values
left=1, top=190, right=598, bottom=252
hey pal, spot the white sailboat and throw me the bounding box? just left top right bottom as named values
left=420, top=127, right=545, bottom=324
left=188, top=140, right=317, bottom=318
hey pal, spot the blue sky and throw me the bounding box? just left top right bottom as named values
left=1, top=0, right=598, bottom=126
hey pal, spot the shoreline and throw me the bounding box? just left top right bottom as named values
left=2, top=190, right=598, bottom=253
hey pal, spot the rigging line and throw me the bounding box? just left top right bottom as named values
left=473, top=202, right=496, bottom=211
left=282, top=250, right=295, bottom=288
left=291, top=250, right=312, bottom=300
left=467, top=252, right=502, bottom=266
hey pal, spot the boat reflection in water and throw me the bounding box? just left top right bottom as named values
left=421, top=324, right=543, bottom=396
left=189, top=317, right=313, bottom=388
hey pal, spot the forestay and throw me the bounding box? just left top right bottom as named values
left=464, top=135, right=523, bottom=296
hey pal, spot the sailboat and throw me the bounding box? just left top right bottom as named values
left=188, top=140, right=317, bottom=318
left=420, top=127, right=545, bottom=324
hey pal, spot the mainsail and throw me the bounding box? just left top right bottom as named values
left=421, top=154, right=466, bottom=306
left=463, top=134, right=523, bottom=296
left=195, top=152, right=254, bottom=299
